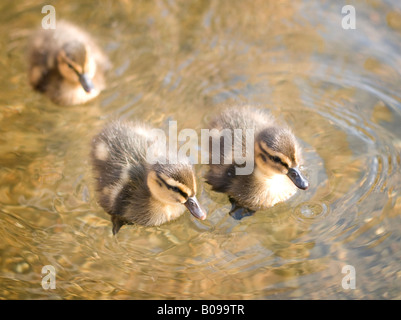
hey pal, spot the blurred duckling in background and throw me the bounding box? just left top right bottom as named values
left=28, top=20, right=110, bottom=105
left=90, top=120, right=207, bottom=235
left=205, top=106, right=308, bottom=218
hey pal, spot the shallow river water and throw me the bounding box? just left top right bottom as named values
left=1, top=0, right=401, bottom=299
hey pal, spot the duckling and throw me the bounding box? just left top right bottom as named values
left=90, top=120, right=207, bottom=234
left=28, top=20, right=110, bottom=105
left=205, top=106, right=308, bottom=215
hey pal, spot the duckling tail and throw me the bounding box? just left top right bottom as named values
left=111, top=216, right=125, bottom=235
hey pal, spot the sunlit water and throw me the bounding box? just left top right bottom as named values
left=1, top=0, right=401, bottom=299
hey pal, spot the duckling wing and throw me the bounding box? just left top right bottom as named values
left=91, top=121, right=156, bottom=217
left=205, top=106, right=275, bottom=196
left=91, top=121, right=150, bottom=188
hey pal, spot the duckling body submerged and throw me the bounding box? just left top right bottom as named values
left=91, top=120, right=206, bottom=234
left=28, top=20, right=110, bottom=105
left=205, top=106, right=308, bottom=212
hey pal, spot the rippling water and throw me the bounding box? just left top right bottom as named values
left=1, top=0, right=401, bottom=299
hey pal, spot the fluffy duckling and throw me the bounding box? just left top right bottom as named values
left=205, top=106, right=308, bottom=214
left=90, top=120, right=207, bottom=234
left=28, top=20, right=110, bottom=105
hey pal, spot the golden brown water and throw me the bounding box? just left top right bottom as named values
left=1, top=0, right=401, bottom=299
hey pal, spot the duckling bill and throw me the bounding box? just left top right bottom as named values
left=28, top=20, right=110, bottom=105
left=90, top=120, right=206, bottom=234
left=205, top=106, right=308, bottom=213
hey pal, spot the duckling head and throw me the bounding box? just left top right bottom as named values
left=147, top=162, right=207, bottom=220
left=57, top=41, right=96, bottom=93
left=254, top=127, right=309, bottom=190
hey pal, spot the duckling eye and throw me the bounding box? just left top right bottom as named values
left=266, top=154, right=289, bottom=168
left=272, top=156, right=281, bottom=163
left=267, top=154, right=281, bottom=163
left=171, top=186, right=181, bottom=193
left=67, top=63, right=73, bottom=69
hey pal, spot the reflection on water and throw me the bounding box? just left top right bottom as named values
left=1, top=0, right=401, bottom=299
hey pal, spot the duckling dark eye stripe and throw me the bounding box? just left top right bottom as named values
left=70, top=65, right=80, bottom=77
left=258, top=143, right=289, bottom=168
left=156, top=173, right=188, bottom=198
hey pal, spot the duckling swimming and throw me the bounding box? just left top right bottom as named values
left=205, top=106, right=308, bottom=215
left=90, top=120, right=207, bottom=234
left=28, top=20, right=110, bottom=105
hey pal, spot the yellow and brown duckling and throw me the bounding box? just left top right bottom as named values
left=90, top=120, right=207, bottom=234
left=28, top=20, right=110, bottom=105
left=205, top=106, right=308, bottom=216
